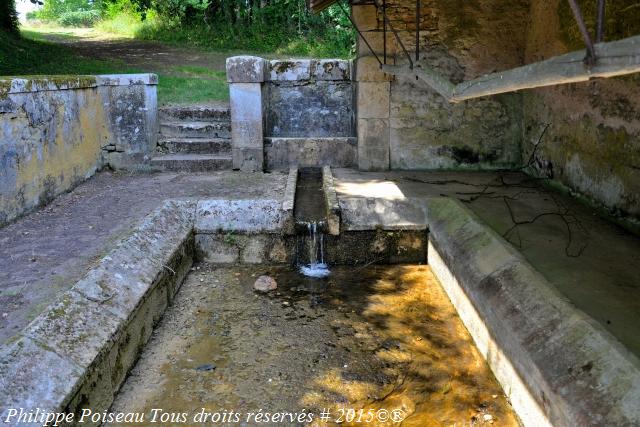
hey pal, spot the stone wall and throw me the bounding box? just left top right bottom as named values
left=227, top=57, right=356, bottom=171
left=266, top=59, right=354, bottom=137
left=0, top=74, right=158, bottom=226
left=352, top=0, right=640, bottom=219
left=523, top=0, right=640, bottom=218
left=352, top=0, right=528, bottom=171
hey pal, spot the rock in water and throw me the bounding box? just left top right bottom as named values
left=254, top=275, right=277, bottom=292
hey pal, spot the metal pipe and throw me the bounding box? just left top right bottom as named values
left=596, top=0, right=606, bottom=43
left=415, top=0, right=420, bottom=62
left=383, top=0, right=387, bottom=64
left=566, top=0, right=596, bottom=65
left=374, top=0, right=414, bottom=68
left=337, top=1, right=383, bottom=67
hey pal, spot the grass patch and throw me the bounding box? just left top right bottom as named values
left=0, top=30, right=139, bottom=76
left=1, top=29, right=229, bottom=104
left=157, top=74, right=228, bottom=104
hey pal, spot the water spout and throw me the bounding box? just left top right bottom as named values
left=299, top=221, right=330, bottom=278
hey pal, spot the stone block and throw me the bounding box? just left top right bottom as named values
left=230, top=83, right=263, bottom=123
left=195, top=235, right=241, bottom=264
left=226, top=56, right=267, bottom=83
left=358, top=118, right=390, bottom=170
left=195, top=199, right=284, bottom=233
left=358, top=82, right=390, bottom=119
left=265, top=81, right=354, bottom=137
left=355, top=55, right=393, bottom=82
left=24, top=290, right=121, bottom=369
left=0, top=336, right=84, bottom=416
left=242, top=236, right=268, bottom=263
left=339, top=197, right=428, bottom=231
left=352, top=4, right=379, bottom=31
left=269, top=59, right=312, bottom=81
left=357, top=31, right=396, bottom=56
left=264, top=137, right=357, bottom=170
left=314, top=60, right=351, bottom=81
left=232, top=147, right=264, bottom=171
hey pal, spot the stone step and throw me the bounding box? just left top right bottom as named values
left=159, top=104, right=231, bottom=123
left=150, top=154, right=232, bottom=172
left=264, top=137, right=357, bottom=170
left=159, top=121, right=231, bottom=139
left=157, top=137, right=231, bottom=155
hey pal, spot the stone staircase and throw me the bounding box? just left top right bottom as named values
left=152, top=104, right=233, bottom=172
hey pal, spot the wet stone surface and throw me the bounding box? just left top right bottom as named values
left=108, top=264, right=519, bottom=426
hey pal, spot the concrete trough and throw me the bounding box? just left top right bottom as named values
left=1, top=168, right=638, bottom=427
left=426, top=197, right=640, bottom=427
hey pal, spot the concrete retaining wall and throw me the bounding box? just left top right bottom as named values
left=426, top=197, right=640, bottom=427
left=0, top=74, right=158, bottom=226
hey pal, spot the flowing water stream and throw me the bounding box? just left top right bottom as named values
left=294, top=168, right=331, bottom=278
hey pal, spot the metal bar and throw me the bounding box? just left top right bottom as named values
left=383, top=0, right=387, bottom=64
left=374, top=0, right=414, bottom=68
left=566, top=0, right=596, bottom=65
left=597, top=0, right=606, bottom=43
left=337, top=1, right=383, bottom=67
left=415, top=0, right=420, bottom=61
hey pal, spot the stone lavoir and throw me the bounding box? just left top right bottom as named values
left=1, top=1, right=640, bottom=426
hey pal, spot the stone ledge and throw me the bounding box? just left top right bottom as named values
left=282, top=168, right=298, bottom=235
left=339, top=197, right=429, bottom=231
left=95, top=74, right=158, bottom=86
left=268, top=59, right=351, bottom=82
left=195, top=199, right=286, bottom=234
left=322, top=166, right=340, bottom=235
left=426, top=197, right=640, bottom=427
left=0, top=74, right=157, bottom=97
left=0, top=200, right=195, bottom=423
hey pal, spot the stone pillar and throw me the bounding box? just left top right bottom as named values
left=353, top=3, right=393, bottom=171
left=226, top=56, right=266, bottom=171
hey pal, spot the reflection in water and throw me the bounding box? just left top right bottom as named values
left=108, top=265, right=519, bottom=426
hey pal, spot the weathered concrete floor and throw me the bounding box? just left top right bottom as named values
left=108, top=264, right=518, bottom=426
left=0, top=170, right=288, bottom=344
left=333, top=169, right=640, bottom=357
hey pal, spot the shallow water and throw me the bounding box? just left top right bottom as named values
left=107, top=264, right=519, bottom=426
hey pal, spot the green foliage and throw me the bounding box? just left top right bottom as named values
left=1, top=0, right=20, bottom=34
left=103, top=0, right=355, bottom=57
left=58, top=10, right=102, bottom=27
left=24, top=0, right=355, bottom=56
left=35, top=0, right=103, bottom=22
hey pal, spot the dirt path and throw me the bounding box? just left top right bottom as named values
left=31, top=26, right=231, bottom=74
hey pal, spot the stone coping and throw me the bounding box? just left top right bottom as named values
left=225, top=56, right=352, bottom=83
left=322, top=166, right=340, bottom=235
left=0, top=73, right=157, bottom=97
left=426, top=197, right=640, bottom=427
left=268, top=59, right=351, bottom=82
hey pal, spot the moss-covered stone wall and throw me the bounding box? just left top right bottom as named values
left=0, top=74, right=158, bottom=226
left=523, top=0, right=640, bottom=218
left=354, top=0, right=640, bottom=218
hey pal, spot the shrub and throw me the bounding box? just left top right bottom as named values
left=1, top=0, right=19, bottom=34
left=57, top=10, right=102, bottom=27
